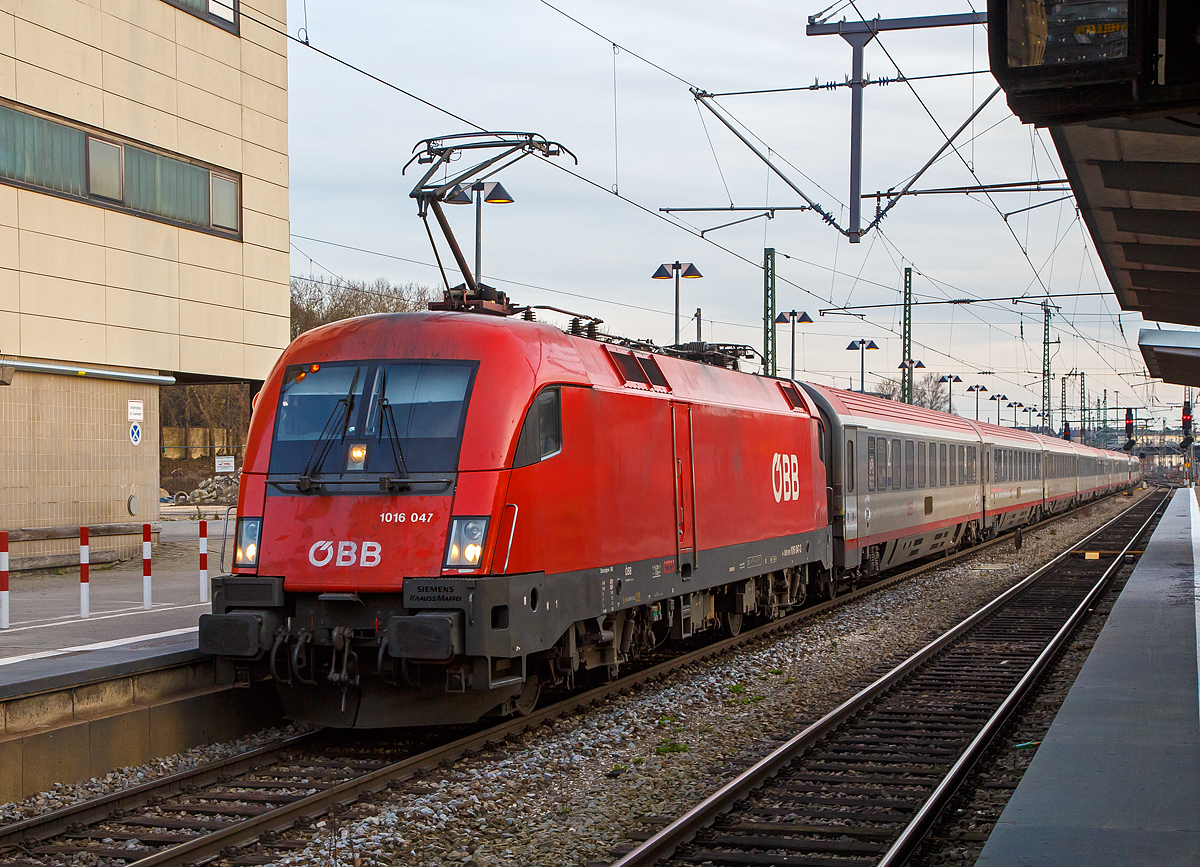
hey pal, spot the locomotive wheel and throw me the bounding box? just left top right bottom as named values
left=722, top=611, right=743, bottom=637
left=822, top=574, right=839, bottom=602
left=513, top=673, right=540, bottom=716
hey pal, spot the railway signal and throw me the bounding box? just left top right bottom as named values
left=1181, top=401, right=1193, bottom=452
left=1123, top=408, right=1135, bottom=453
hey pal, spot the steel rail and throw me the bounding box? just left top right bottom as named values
left=874, top=490, right=1170, bottom=867
left=608, top=488, right=1168, bottom=867
left=0, top=731, right=322, bottom=851
left=0, top=490, right=1139, bottom=866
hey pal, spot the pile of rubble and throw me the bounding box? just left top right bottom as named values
left=184, top=474, right=239, bottom=505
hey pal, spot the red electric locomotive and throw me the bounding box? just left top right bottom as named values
left=200, top=311, right=832, bottom=727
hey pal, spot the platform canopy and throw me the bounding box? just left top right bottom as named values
left=1139, top=328, right=1200, bottom=386
left=1054, top=118, right=1200, bottom=329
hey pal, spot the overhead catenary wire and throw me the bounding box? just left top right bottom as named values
left=259, top=0, right=1159, bottom=415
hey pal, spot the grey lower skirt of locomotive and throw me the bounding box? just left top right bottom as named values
left=199, top=573, right=552, bottom=727
left=198, top=547, right=828, bottom=728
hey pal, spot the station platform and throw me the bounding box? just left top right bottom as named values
left=0, top=518, right=231, bottom=672
left=977, top=487, right=1200, bottom=865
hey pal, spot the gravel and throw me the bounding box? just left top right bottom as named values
left=0, top=492, right=1144, bottom=864
left=245, top=491, right=1148, bottom=867
left=0, top=722, right=315, bottom=824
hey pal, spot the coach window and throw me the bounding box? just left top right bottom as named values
left=904, top=440, right=915, bottom=489
left=967, top=446, right=976, bottom=484
left=513, top=387, right=562, bottom=467
left=878, top=434, right=888, bottom=489
left=867, top=437, right=876, bottom=492
left=918, top=442, right=927, bottom=488
left=846, top=440, right=855, bottom=493
left=892, top=438, right=902, bottom=489
left=938, top=443, right=947, bottom=486
left=949, top=445, right=957, bottom=486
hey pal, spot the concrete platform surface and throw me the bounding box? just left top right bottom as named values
left=977, top=487, right=1200, bottom=866
left=0, top=524, right=233, bottom=665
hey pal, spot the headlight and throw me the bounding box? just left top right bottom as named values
left=347, top=443, right=368, bottom=470
left=235, top=518, right=262, bottom=569
left=445, top=517, right=489, bottom=568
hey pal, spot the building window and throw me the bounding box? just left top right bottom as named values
left=0, top=102, right=240, bottom=237
left=164, top=0, right=238, bottom=29
left=0, top=105, right=85, bottom=195
left=86, top=138, right=122, bottom=201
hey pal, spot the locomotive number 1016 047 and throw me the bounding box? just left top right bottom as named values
left=380, top=512, right=435, bottom=523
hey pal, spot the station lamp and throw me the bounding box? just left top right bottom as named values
left=989, top=393, right=1008, bottom=426
left=845, top=339, right=880, bottom=393
left=653, top=262, right=703, bottom=347
left=774, top=310, right=812, bottom=380
left=938, top=374, right=963, bottom=414
left=445, top=181, right=514, bottom=288
left=966, top=383, right=988, bottom=420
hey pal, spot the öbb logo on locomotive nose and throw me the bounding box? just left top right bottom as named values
left=772, top=453, right=800, bottom=502
left=308, top=540, right=382, bottom=568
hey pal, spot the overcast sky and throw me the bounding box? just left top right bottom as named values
left=278, top=0, right=1184, bottom=432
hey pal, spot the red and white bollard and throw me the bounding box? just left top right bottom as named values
left=80, top=526, right=90, bottom=618
left=142, top=523, right=152, bottom=610
left=199, top=520, right=209, bottom=602
left=1, top=530, right=9, bottom=629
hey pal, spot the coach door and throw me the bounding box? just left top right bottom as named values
left=842, top=427, right=860, bottom=544
left=672, top=402, right=696, bottom=576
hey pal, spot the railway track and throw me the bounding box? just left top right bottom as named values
left=609, top=487, right=1170, bottom=867
left=0, top=490, right=1147, bottom=867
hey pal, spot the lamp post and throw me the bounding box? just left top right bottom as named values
left=652, top=261, right=703, bottom=346
left=966, top=383, right=988, bottom=420
left=845, top=339, right=880, bottom=393
left=773, top=310, right=812, bottom=379
left=1008, top=401, right=1023, bottom=427
left=989, top=393, right=1008, bottom=425
left=896, top=359, right=925, bottom=404
left=939, top=374, right=963, bottom=414
left=446, top=181, right=513, bottom=287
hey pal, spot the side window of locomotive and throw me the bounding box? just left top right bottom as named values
left=846, top=440, right=855, bottom=493
left=513, top=387, right=562, bottom=468
left=918, top=442, right=927, bottom=488
left=904, top=440, right=915, bottom=489
left=891, top=438, right=902, bottom=490
left=867, top=437, right=876, bottom=492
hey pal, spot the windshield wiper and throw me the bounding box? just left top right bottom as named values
left=296, top=370, right=360, bottom=492
left=378, top=398, right=411, bottom=492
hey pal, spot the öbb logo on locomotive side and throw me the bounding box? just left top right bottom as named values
left=772, top=453, right=800, bottom=502
left=308, top=540, right=383, bottom=567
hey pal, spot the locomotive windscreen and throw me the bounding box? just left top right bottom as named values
left=269, top=360, right=477, bottom=477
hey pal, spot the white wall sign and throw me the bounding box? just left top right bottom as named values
left=128, top=399, right=144, bottom=422
left=215, top=455, right=236, bottom=473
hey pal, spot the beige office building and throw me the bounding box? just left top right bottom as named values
left=0, top=0, right=289, bottom=567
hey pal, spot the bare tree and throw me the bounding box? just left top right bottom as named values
left=873, top=377, right=901, bottom=401
left=868, top=373, right=947, bottom=411
left=913, top=372, right=948, bottom=412
left=291, top=276, right=434, bottom=339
